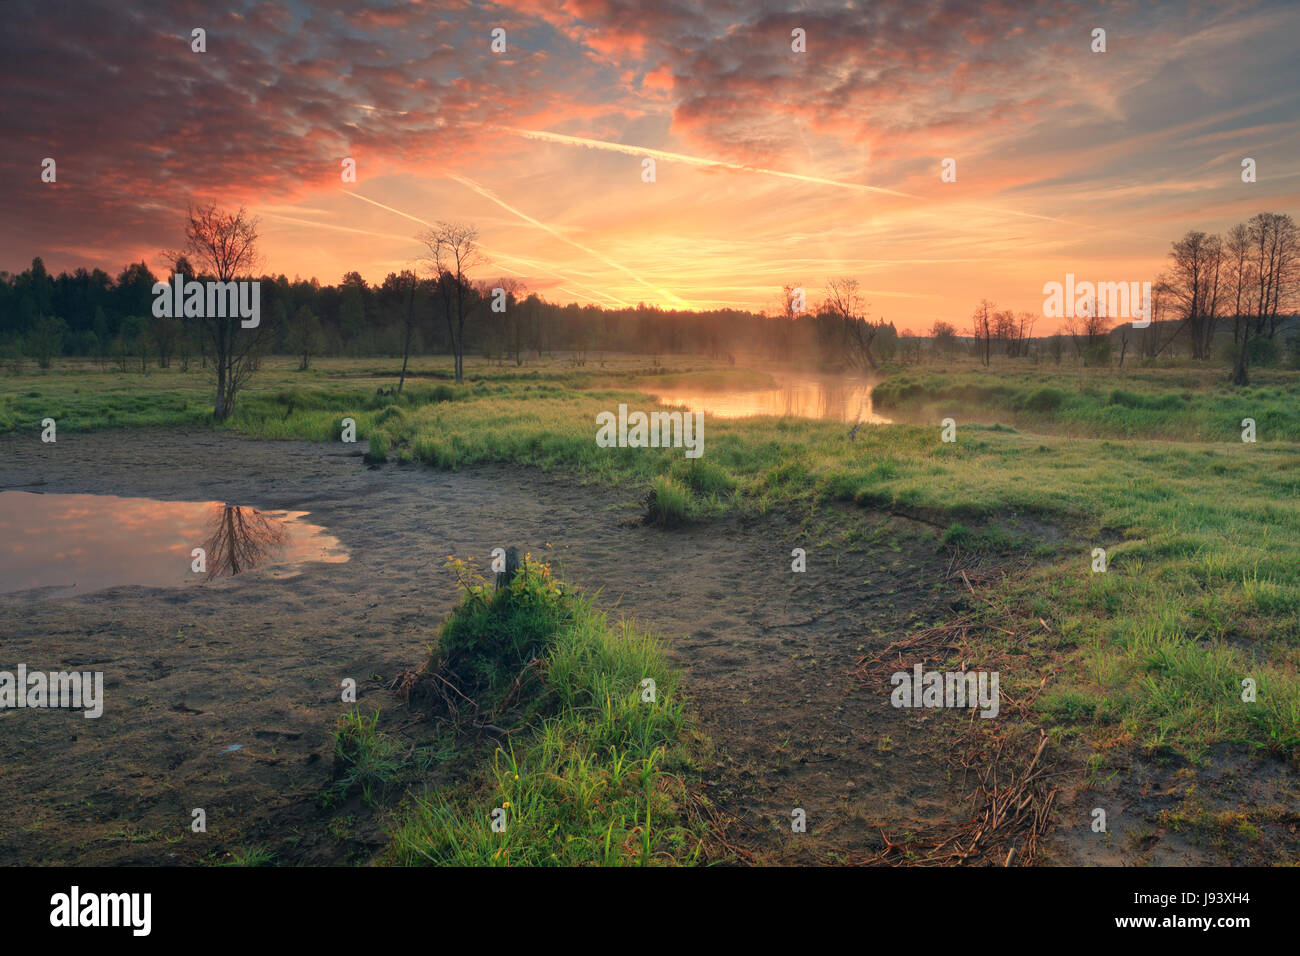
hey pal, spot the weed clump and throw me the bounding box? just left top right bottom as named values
left=644, top=475, right=690, bottom=526
left=331, top=708, right=405, bottom=805
left=429, top=557, right=574, bottom=720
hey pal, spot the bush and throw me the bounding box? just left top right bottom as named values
left=1023, top=387, right=1066, bottom=413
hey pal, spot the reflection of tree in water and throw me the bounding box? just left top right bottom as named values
left=200, top=505, right=288, bottom=580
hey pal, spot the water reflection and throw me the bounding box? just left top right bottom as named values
left=0, top=492, right=348, bottom=597
left=650, top=374, right=891, bottom=423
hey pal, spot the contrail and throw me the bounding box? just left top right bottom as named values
left=492, top=126, right=1083, bottom=227
left=341, top=190, right=436, bottom=228
left=495, top=125, right=917, bottom=199
left=448, top=174, right=689, bottom=306
left=339, top=189, right=632, bottom=307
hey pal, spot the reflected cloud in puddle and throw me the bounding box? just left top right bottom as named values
left=0, top=492, right=348, bottom=597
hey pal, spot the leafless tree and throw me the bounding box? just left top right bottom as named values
left=167, top=203, right=266, bottom=419
left=1232, top=212, right=1300, bottom=384
left=417, top=222, right=483, bottom=382
left=1165, top=230, right=1225, bottom=360
left=824, top=278, right=885, bottom=371
left=970, top=299, right=994, bottom=366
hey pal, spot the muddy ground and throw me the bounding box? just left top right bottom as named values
left=1, top=430, right=1294, bottom=866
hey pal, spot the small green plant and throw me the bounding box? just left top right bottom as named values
left=332, top=708, right=405, bottom=804
left=222, top=844, right=276, bottom=867
left=367, top=428, right=391, bottom=463
left=645, top=475, right=689, bottom=526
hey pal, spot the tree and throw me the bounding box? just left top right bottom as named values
left=118, top=315, right=150, bottom=372
left=287, top=305, right=324, bottom=371
left=169, top=203, right=265, bottom=418
left=970, top=299, right=994, bottom=366
left=150, top=314, right=179, bottom=368
left=930, top=320, right=958, bottom=359
left=27, top=315, right=67, bottom=369
left=1232, top=212, right=1299, bottom=385
left=391, top=271, right=419, bottom=390
left=824, top=278, right=884, bottom=371
left=1064, top=305, right=1112, bottom=366
left=992, top=309, right=1017, bottom=356
left=1165, top=230, right=1225, bottom=360
left=418, top=222, right=483, bottom=382
left=491, top=277, right=526, bottom=366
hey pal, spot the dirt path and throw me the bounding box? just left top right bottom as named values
left=1, top=429, right=991, bottom=864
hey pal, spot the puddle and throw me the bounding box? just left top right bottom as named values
left=0, top=491, right=348, bottom=597
left=650, top=374, right=891, bottom=423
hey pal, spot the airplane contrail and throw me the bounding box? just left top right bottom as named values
left=448, top=174, right=690, bottom=306
left=494, top=125, right=918, bottom=200
left=339, top=189, right=633, bottom=307
left=341, top=190, right=436, bottom=228
left=491, top=125, right=1085, bottom=227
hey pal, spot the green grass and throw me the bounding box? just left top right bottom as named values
left=4, top=355, right=1299, bottom=763
left=872, top=364, right=1300, bottom=442
left=387, top=557, right=701, bottom=866
left=330, top=708, right=407, bottom=806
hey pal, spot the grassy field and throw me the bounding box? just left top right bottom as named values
left=873, top=363, right=1300, bottom=442
left=4, top=354, right=1299, bottom=860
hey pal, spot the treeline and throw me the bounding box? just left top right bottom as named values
left=0, top=256, right=914, bottom=370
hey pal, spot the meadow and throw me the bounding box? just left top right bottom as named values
left=3, top=353, right=1297, bottom=863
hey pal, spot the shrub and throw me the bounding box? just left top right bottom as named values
left=1024, top=387, right=1066, bottom=412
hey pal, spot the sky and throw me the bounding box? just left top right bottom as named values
left=2, top=0, right=1299, bottom=332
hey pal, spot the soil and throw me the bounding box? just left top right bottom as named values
left=1, top=429, right=1293, bottom=866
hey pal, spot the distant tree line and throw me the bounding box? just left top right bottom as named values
left=0, top=255, right=907, bottom=376
left=2, top=208, right=1295, bottom=398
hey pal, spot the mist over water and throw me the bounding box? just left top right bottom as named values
left=649, top=373, right=891, bottom=424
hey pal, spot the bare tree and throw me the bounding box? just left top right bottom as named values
left=417, top=222, right=483, bottom=382
left=1165, top=230, right=1225, bottom=360
left=1231, top=212, right=1300, bottom=384
left=970, top=299, right=994, bottom=366
left=1064, top=300, right=1112, bottom=365
left=1246, top=212, right=1298, bottom=340
left=824, top=278, right=884, bottom=371
left=167, top=203, right=265, bottom=419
